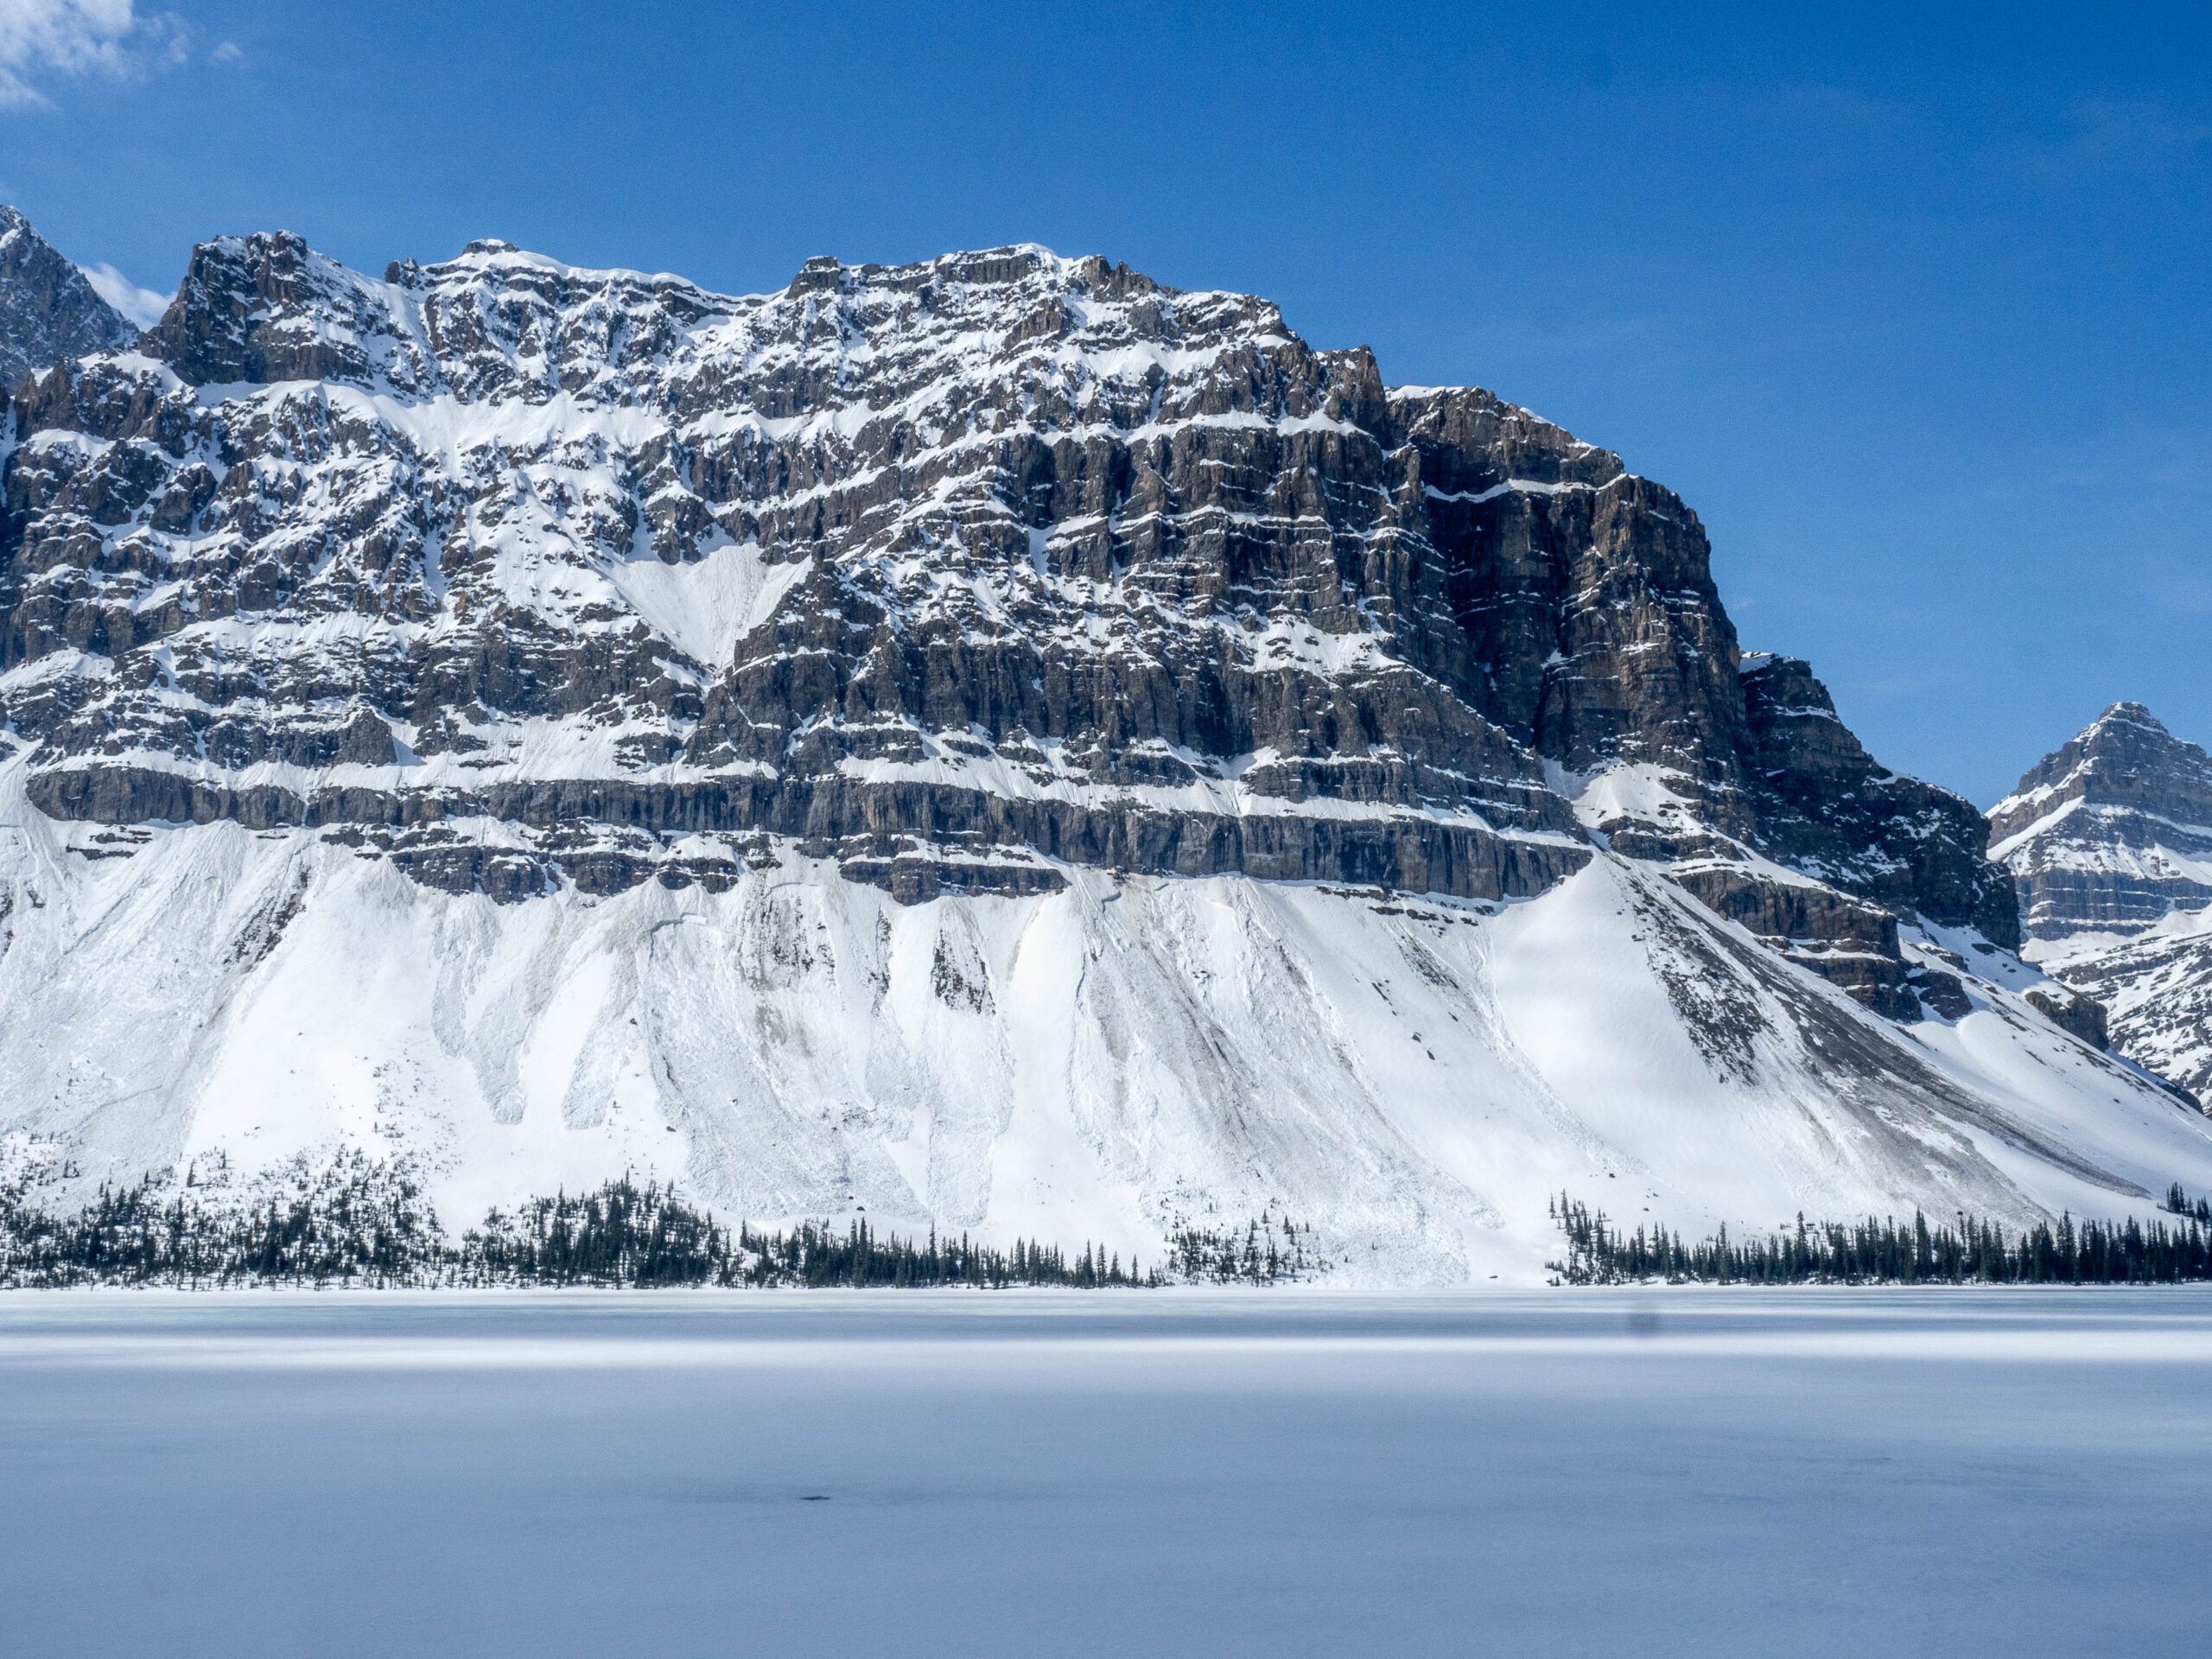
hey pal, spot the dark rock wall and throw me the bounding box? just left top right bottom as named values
left=1740, top=657, right=2019, bottom=948
left=2, top=232, right=2014, bottom=976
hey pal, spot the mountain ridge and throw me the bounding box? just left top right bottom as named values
left=2, top=225, right=2012, bottom=943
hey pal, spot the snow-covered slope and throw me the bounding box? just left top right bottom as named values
left=4, top=227, right=2207, bottom=1281
left=6, top=742, right=2207, bottom=1281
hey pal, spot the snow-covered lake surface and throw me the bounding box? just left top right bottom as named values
left=4, top=1289, right=2209, bottom=1656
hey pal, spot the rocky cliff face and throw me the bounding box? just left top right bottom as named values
left=2, top=226, right=2007, bottom=983
left=2043, top=922, right=2212, bottom=1103
left=0, top=207, right=137, bottom=399
left=1993, top=703, right=2212, bottom=1099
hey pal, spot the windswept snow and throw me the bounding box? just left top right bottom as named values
left=595, top=539, right=810, bottom=672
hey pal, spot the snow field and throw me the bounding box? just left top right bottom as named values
left=9, top=743, right=2212, bottom=1284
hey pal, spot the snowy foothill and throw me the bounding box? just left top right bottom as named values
left=6, top=735, right=2212, bottom=1286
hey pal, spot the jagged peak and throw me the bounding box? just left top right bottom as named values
left=2086, top=700, right=2171, bottom=738
left=785, top=243, right=1153, bottom=293
left=423, top=236, right=700, bottom=290
left=0, top=202, right=140, bottom=394
left=1991, top=701, right=2212, bottom=847
left=140, top=229, right=1239, bottom=333
left=1992, top=696, right=2212, bottom=972
left=133, top=229, right=416, bottom=392
left=2034, top=702, right=2205, bottom=782
left=79, top=227, right=1323, bottom=416
left=201, top=227, right=309, bottom=254
left=1736, top=651, right=1801, bottom=681
left=375, top=237, right=1185, bottom=312
left=158, top=227, right=383, bottom=310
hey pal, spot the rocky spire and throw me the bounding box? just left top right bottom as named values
left=1992, top=702, right=2212, bottom=1103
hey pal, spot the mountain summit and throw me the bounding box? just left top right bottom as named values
left=0, top=207, right=138, bottom=398
left=1993, top=703, right=2212, bottom=1100
left=2, top=231, right=2012, bottom=944
left=3, top=226, right=2207, bottom=1279
left=1990, top=702, right=2212, bottom=939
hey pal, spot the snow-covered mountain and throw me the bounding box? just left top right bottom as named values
left=1992, top=703, right=2212, bottom=1103
left=4, top=208, right=2209, bottom=1281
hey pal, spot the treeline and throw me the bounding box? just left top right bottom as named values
left=468, top=1179, right=742, bottom=1287
left=474, top=1184, right=1172, bottom=1287
left=0, top=1159, right=1316, bottom=1288
left=1549, top=1190, right=2212, bottom=1286
left=1163, top=1210, right=1318, bottom=1283
left=0, top=1152, right=446, bottom=1288
left=2165, top=1183, right=2212, bottom=1225
left=727, top=1218, right=1156, bottom=1288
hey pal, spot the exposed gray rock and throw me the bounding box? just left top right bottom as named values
left=2049, top=925, right=2212, bottom=1101
left=1738, top=657, right=2019, bottom=948
left=2023, top=987, right=2108, bottom=1051
left=23, top=763, right=1586, bottom=903
left=0, top=207, right=138, bottom=398
left=1, top=231, right=2018, bottom=1024
left=1669, top=861, right=1916, bottom=1019
left=1906, top=966, right=1974, bottom=1022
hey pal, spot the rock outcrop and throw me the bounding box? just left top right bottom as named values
left=1738, top=656, right=2018, bottom=945
left=2044, top=922, right=2212, bottom=1104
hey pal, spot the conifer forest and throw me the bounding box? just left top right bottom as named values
left=0, top=1153, right=1319, bottom=1289
left=1548, top=1188, right=2212, bottom=1285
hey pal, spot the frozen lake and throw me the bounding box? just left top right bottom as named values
left=3, top=1290, right=2209, bottom=1656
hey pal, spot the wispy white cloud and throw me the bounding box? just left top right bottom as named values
left=80, top=258, right=167, bottom=327
left=0, top=1, right=188, bottom=110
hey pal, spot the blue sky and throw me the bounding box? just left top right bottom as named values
left=3, top=1, right=2205, bottom=803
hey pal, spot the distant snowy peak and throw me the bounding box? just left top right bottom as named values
left=1991, top=702, right=2212, bottom=940
left=0, top=205, right=139, bottom=398
left=1994, top=702, right=2212, bottom=1104
left=1993, top=702, right=2212, bottom=832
